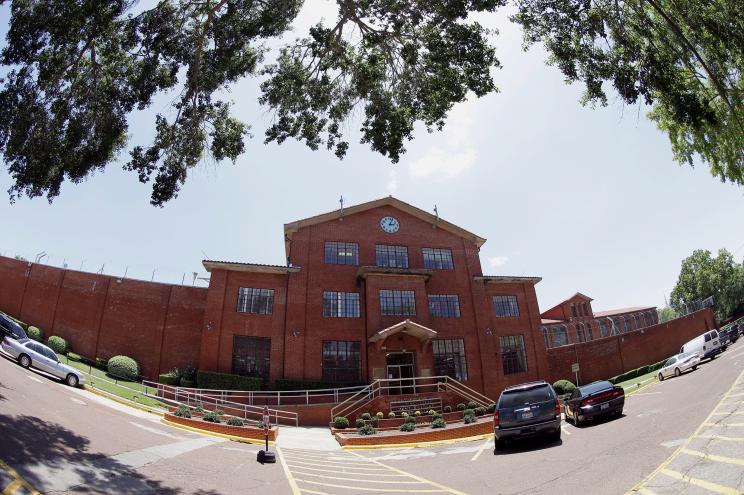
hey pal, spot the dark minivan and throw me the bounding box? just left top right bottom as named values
left=564, top=380, right=624, bottom=426
left=493, top=381, right=561, bottom=450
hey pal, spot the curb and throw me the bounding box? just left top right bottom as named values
left=83, top=384, right=165, bottom=416
left=341, top=432, right=494, bottom=450
left=161, top=418, right=276, bottom=446
left=626, top=379, right=660, bottom=397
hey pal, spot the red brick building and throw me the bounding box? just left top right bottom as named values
left=198, top=197, right=549, bottom=399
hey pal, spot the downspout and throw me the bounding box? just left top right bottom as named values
left=362, top=276, right=370, bottom=383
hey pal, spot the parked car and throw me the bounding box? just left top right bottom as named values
left=0, top=313, right=27, bottom=341
left=680, top=330, right=722, bottom=360
left=493, top=380, right=561, bottom=450
left=0, top=336, right=85, bottom=387
left=564, top=380, right=625, bottom=426
left=722, top=326, right=739, bottom=344
left=657, top=352, right=700, bottom=381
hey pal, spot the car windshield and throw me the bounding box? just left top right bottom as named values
left=500, top=385, right=553, bottom=408
left=579, top=381, right=612, bottom=396
left=666, top=358, right=677, bottom=366
left=678, top=352, right=692, bottom=359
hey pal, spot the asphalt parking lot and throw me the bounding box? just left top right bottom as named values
left=1, top=339, right=743, bottom=494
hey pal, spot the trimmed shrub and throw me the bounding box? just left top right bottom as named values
left=464, top=414, right=477, bottom=424
left=443, top=405, right=453, bottom=413
left=227, top=417, right=244, bottom=426
left=414, top=410, right=421, bottom=416
left=174, top=405, right=191, bottom=418
left=432, top=412, right=443, bottom=420
left=375, top=411, right=384, bottom=419
left=47, top=336, right=69, bottom=354
left=427, top=409, right=436, bottom=416
left=404, top=415, right=416, bottom=424
left=475, top=406, right=486, bottom=416
left=361, top=412, right=372, bottom=420
left=334, top=417, right=350, bottom=429
left=158, top=373, right=180, bottom=386
left=182, top=366, right=197, bottom=382
left=463, top=408, right=475, bottom=417
left=487, top=403, right=496, bottom=413
left=195, top=405, right=205, bottom=413
left=431, top=418, right=446, bottom=429
left=399, top=422, right=416, bottom=432
left=553, top=380, right=577, bottom=396
left=67, top=352, right=82, bottom=362
left=388, top=411, right=396, bottom=418
left=95, top=357, right=108, bottom=369
left=456, top=403, right=466, bottom=411
left=108, top=356, right=139, bottom=381
left=180, top=378, right=195, bottom=388
left=27, top=326, right=43, bottom=342
left=214, top=409, right=225, bottom=416
left=196, top=370, right=262, bottom=391
left=467, top=401, right=477, bottom=409
left=357, top=424, right=377, bottom=435
left=401, top=411, right=409, bottom=418
left=355, top=418, right=365, bottom=428
left=203, top=411, right=221, bottom=423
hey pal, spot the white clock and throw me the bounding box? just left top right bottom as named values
left=380, top=216, right=400, bottom=233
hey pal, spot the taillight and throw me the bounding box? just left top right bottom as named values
left=493, top=410, right=500, bottom=427
left=555, top=401, right=561, bottom=417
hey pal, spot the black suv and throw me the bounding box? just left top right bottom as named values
left=0, top=313, right=27, bottom=341
left=493, top=380, right=561, bottom=450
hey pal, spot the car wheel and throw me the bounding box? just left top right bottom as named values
left=692, top=365, right=698, bottom=371
left=574, top=409, right=581, bottom=426
left=18, top=354, right=31, bottom=368
left=658, top=373, right=664, bottom=381
left=65, top=374, right=79, bottom=387
left=674, top=367, right=681, bottom=377
left=551, top=429, right=561, bottom=443
left=710, top=354, right=716, bottom=360
left=494, top=438, right=503, bottom=452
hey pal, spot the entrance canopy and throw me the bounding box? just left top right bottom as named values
left=369, top=319, right=438, bottom=350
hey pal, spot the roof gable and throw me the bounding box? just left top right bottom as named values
left=540, top=292, right=594, bottom=318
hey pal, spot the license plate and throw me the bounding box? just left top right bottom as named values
left=522, top=411, right=533, bottom=419
left=600, top=403, right=609, bottom=410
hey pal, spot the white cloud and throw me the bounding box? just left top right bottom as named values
left=489, top=256, right=510, bottom=268
left=386, top=169, right=398, bottom=194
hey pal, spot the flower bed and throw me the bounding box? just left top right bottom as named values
left=164, top=413, right=278, bottom=441
left=330, top=410, right=473, bottom=432
left=335, top=416, right=492, bottom=447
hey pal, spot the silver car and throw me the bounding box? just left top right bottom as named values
left=1, top=337, right=86, bottom=387
left=657, top=352, right=700, bottom=381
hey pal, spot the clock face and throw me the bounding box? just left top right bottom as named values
left=380, top=216, right=400, bottom=233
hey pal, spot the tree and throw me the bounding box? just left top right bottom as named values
left=511, top=0, right=744, bottom=186
left=656, top=306, right=679, bottom=323
left=0, top=0, right=501, bottom=206
left=670, top=249, right=744, bottom=321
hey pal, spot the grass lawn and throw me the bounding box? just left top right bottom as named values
left=57, top=354, right=166, bottom=409
left=617, top=369, right=658, bottom=392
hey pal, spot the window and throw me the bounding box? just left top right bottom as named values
left=380, top=290, right=416, bottom=316
left=375, top=245, right=408, bottom=268
left=500, top=335, right=528, bottom=375
left=428, top=294, right=461, bottom=318
left=550, top=325, right=569, bottom=347
left=644, top=312, right=654, bottom=327
left=322, top=341, right=361, bottom=383
left=432, top=339, right=468, bottom=381
left=623, top=315, right=631, bottom=332
left=422, top=248, right=454, bottom=270
left=324, top=241, right=359, bottom=265
left=323, top=291, right=360, bottom=318
left=583, top=303, right=589, bottom=316
left=599, top=319, right=610, bottom=338
left=237, top=288, right=274, bottom=315
left=576, top=323, right=586, bottom=343
left=584, top=321, right=594, bottom=341
left=634, top=314, right=642, bottom=329
left=571, top=304, right=577, bottom=317
left=493, top=295, right=520, bottom=317
left=232, top=336, right=271, bottom=381
left=612, top=317, right=622, bottom=332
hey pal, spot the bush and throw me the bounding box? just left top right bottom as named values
left=355, top=418, right=365, bottom=428
left=388, top=411, right=396, bottom=418
left=334, top=417, right=350, bottom=429
left=375, top=411, right=384, bottom=419
left=463, top=408, right=475, bottom=417
left=431, top=418, right=446, bottom=429
left=214, top=409, right=225, bottom=416
left=553, top=380, right=577, bottom=396
left=399, top=422, right=416, bottom=432
left=427, top=409, right=436, bottom=416
left=432, top=412, right=443, bottom=420
left=196, top=370, right=262, bottom=391
left=67, top=352, right=82, bottom=362
left=467, top=401, right=477, bottom=409
left=401, top=411, right=409, bottom=418
left=405, top=415, right=416, bottom=424
left=47, top=336, right=69, bottom=354
left=456, top=403, right=466, bottom=411
left=195, top=405, right=205, bottom=413
left=107, top=356, right=139, bottom=381
left=180, top=378, right=195, bottom=388
left=357, top=424, right=377, bottom=435
left=95, top=357, right=108, bottom=369
left=158, top=373, right=180, bottom=386
left=464, top=414, right=477, bottom=424
left=227, top=417, right=244, bottom=426
left=443, top=405, right=453, bottom=413
left=487, top=403, right=496, bottom=413
left=174, top=405, right=191, bottom=418
left=203, top=411, right=221, bottom=423
left=360, top=412, right=372, bottom=420
left=182, top=366, right=197, bottom=382
left=475, top=406, right=486, bottom=416
left=27, top=326, right=43, bottom=342
left=414, top=410, right=421, bottom=416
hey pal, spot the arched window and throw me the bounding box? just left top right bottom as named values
left=576, top=322, right=586, bottom=342
left=623, top=315, right=631, bottom=332
left=599, top=319, right=609, bottom=337
left=634, top=314, right=642, bottom=329
left=644, top=312, right=654, bottom=327
left=541, top=326, right=550, bottom=349
left=584, top=321, right=594, bottom=341
left=582, top=303, right=589, bottom=317
left=552, top=325, right=569, bottom=347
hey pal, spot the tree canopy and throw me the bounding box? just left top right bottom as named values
left=670, top=249, right=744, bottom=321
left=0, top=0, right=742, bottom=206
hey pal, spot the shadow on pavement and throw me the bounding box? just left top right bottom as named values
left=567, top=412, right=625, bottom=429
left=494, top=436, right=562, bottom=455
left=0, top=414, right=182, bottom=494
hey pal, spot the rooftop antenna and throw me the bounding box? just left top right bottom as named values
left=433, top=205, right=439, bottom=229
left=339, top=195, right=344, bottom=222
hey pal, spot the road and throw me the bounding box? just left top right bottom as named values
left=1, top=339, right=743, bottom=494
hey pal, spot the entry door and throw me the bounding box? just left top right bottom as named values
left=387, top=353, right=415, bottom=395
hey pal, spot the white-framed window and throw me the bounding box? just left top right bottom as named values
left=323, top=291, right=360, bottom=318
left=237, top=288, right=274, bottom=315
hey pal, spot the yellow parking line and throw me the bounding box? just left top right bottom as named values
left=282, top=456, right=380, bottom=467
left=291, top=471, right=424, bottom=484
left=298, top=489, right=331, bottom=495
left=294, top=479, right=446, bottom=492
left=703, top=422, right=744, bottom=427
left=276, top=447, right=303, bottom=495
left=2, top=479, right=23, bottom=495
left=636, top=488, right=656, bottom=495
left=470, top=436, right=493, bottom=461
left=711, top=411, right=744, bottom=416
left=680, top=448, right=744, bottom=466
left=726, top=392, right=744, bottom=398
left=283, top=464, right=407, bottom=476
left=695, top=434, right=744, bottom=442
left=0, top=460, right=40, bottom=495
left=286, top=459, right=390, bottom=471
left=561, top=425, right=572, bottom=435
left=660, top=468, right=740, bottom=495
left=626, top=380, right=660, bottom=397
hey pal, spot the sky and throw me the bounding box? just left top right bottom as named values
left=1, top=2, right=743, bottom=313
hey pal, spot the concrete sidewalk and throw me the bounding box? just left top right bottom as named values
left=276, top=426, right=341, bottom=451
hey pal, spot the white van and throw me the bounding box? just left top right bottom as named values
left=680, top=330, right=722, bottom=361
